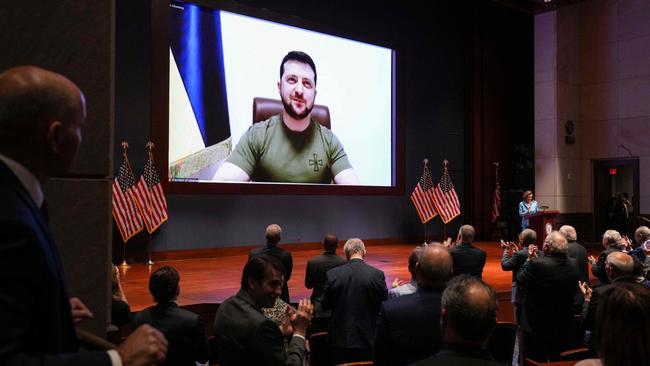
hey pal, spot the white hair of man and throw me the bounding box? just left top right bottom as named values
left=602, top=229, right=623, bottom=249
left=544, top=231, right=568, bottom=254
left=635, top=226, right=650, bottom=243
left=559, top=225, right=577, bottom=242
left=343, top=238, right=366, bottom=259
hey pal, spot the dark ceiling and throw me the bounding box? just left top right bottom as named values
left=493, top=0, right=586, bottom=14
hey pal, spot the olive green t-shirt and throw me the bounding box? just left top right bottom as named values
left=227, top=114, right=352, bottom=183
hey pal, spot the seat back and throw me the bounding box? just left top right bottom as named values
left=309, top=331, right=332, bottom=366
left=486, top=321, right=518, bottom=365
left=252, top=97, right=331, bottom=129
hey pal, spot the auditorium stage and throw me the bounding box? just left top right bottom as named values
left=118, top=241, right=598, bottom=323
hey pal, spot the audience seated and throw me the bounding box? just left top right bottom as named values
left=449, top=225, right=487, bottom=279
left=111, top=265, right=133, bottom=327
left=213, top=254, right=313, bottom=365
left=411, top=275, right=501, bottom=366
left=575, top=282, right=650, bottom=366
left=250, top=224, right=293, bottom=303
left=133, top=266, right=209, bottom=366
left=305, top=233, right=345, bottom=332
left=501, top=228, right=538, bottom=324
left=388, top=245, right=422, bottom=299
left=516, top=231, right=581, bottom=362
left=374, top=243, right=451, bottom=366
left=322, top=238, right=388, bottom=364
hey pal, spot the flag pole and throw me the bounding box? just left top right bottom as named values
left=442, top=159, right=448, bottom=241
left=423, top=158, right=429, bottom=244
left=120, top=141, right=130, bottom=267
left=146, top=141, right=155, bottom=266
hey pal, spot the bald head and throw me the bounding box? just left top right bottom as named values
left=606, top=251, right=634, bottom=281
left=0, top=66, right=85, bottom=181
left=416, top=243, right=452, bottom=287
left=265, top=224, right=282, bottom=245
left=559, top=225, right=577, bottom=242
left=519, top=229, right=537, bottom=245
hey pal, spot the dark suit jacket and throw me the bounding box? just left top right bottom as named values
left=250, top=245, right=293, bottom=303
left=322, top=258, right=388, bottom=349
left=304, top=251, right=345, bottom=317
left=0, top=161, right=110, bottom=365
left=373, top=286, right=445, bottom=366
left=591, top=247, right=619, bottom=285
left=501, top=247, right=530, bottom=304
left=410, top=344, right=502, bottom=366
left=567, top=241, right=589, bottom=284
left=516, top=253, right=580, bottom=342
left=213, top=288, right=306, bottom=366
left=581, top=275, right=638, bottom=332
left=450, top=243, right=487, bottom=279
left=134, top=302, right=208, bottom=366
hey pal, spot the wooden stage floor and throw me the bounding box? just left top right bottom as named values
left=121, top=242, right=519, bottom=311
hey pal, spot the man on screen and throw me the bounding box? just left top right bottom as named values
left=213, top=51, right=359, bottom=184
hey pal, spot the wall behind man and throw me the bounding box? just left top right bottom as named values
left=0, top=1, right=114, bottom=337
left=116, top=0, right=533, bottom=254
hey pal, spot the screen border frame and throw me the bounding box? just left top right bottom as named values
left=151, top=0, right=405, bottom=195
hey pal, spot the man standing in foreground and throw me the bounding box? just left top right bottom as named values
left=0, top=66, right=168, bottom=365
left=322, top=238, right=388, bottom=364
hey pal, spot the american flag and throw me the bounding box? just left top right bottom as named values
left=112, top=153, right=144, bottom=242
left=433, top=162, right=461, bottom=224
left=491, top=163, right=501, bottom=223
left=411, top=164, right=438, bottom=223
left=134, top=148, right=168, bottom=233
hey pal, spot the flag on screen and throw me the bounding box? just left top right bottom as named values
left=411, top=163, right=438, bottom=223
left=433, top=161, right=461, bottom=224
left=491, top=163, right=501, bottom=223
left=134, top=145, right=168, bottom=233
left=112, top=151, right=144, bottom=242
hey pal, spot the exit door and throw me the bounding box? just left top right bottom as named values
left=593, top=158, right=639, bottom=240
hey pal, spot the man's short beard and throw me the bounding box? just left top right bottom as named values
left=282, top=97, right=313, bottom=120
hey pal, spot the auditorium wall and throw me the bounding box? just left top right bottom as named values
left=535, top=0, right=650, bottom=242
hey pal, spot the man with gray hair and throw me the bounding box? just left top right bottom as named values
left=629, top=225, right=650, bottom=261
left=516, top=231, right=580, bottom=362
left=501, top=228, right=538, bottom=324
left=322, top=238, right=387, bottom=364
left=250, top=224, right=293, bottom=303
left=410, top=275, right=501, bottom=366
left=449, top=225, right=487, bottom=279
left=590, top=229, right=625, bottom=285
left=374, top=244, right=452, bottom=365
left=559, top=225, right=589, bottom=284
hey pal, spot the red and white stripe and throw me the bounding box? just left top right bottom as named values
left=111, top=179, right=143, bottom=242
left=134, top=177, right=168, bottom=233
left=433, top=184, right=461, bottom=224
left=411, top=184, right=437, bottom=223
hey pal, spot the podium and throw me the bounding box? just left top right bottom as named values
left=528, top=210, right=560, bottom=243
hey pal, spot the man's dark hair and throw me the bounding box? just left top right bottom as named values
left=408, top=246, right=423, bottom=276
left=323, top=233, right=338, bottom=252
left=442, top=275, right=498, bottom=343
left=148, top=266, right=180, bottom=303
left=280, top=51, right=317, bottom=85
left=241, top=254, right=285, bottom=289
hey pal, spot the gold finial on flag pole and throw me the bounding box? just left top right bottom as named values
left=423, top=158, right=429, bottom=166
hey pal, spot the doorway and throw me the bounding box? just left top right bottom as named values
left=592, top=158, right=639, bottom=240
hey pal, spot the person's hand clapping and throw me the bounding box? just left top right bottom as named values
left=290, top=299, right=313, bottom=337
left=117, top=324, right=168, bottom=366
